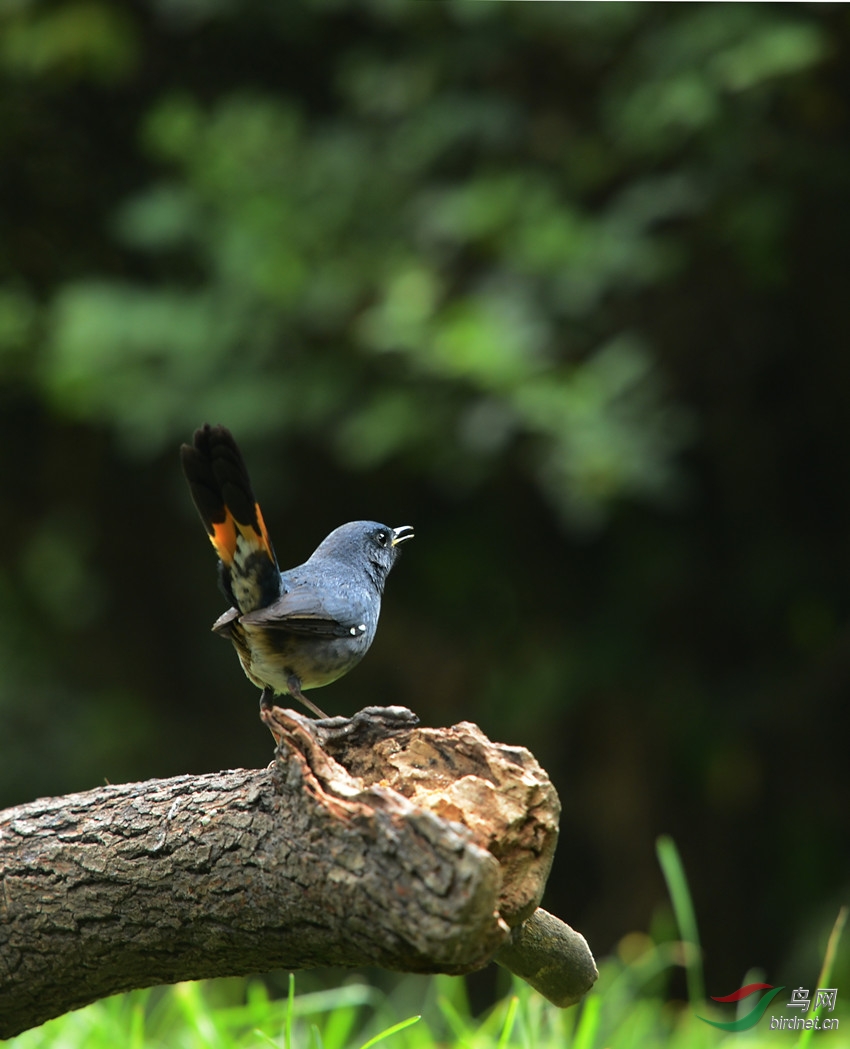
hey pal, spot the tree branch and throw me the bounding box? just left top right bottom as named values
left=0, top=706, right=596, bottom=1037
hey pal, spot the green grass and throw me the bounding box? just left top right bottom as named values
left=4, top=839, right=848, bottom=1048
left=5, top=952, right=847, bottom=1049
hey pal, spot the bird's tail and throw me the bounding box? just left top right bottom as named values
left=180, top=424, right=281, bottom=613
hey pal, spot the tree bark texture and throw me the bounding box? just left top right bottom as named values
left=0, top=706, right=596, bottom=1037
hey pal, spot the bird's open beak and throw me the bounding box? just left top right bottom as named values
left=391, top=525, right=415, bottom=546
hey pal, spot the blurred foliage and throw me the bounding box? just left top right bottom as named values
left=1, top=0, right=849, bottom=1006
left=42, top=67, right=695, bottom=522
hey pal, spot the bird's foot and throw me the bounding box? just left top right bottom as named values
left=286, top=674, right=330, bottom=719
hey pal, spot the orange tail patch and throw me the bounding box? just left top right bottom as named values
left=210, top=502, right=275, bottom=568
left=181, top=424, right=282, bottom=612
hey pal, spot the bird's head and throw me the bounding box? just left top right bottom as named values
left=312, top=521, right=414, bottom=589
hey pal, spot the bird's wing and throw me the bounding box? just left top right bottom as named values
left=238, top=584, right=369, bottom=639
left=211, top=606, right=241, bottom=637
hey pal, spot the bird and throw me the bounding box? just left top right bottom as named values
left=180, top=424, right=414, bottom=719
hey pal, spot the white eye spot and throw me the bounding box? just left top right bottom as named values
left=349, top=627, right=357, bottom=635
left=358, top=624, right=366, bottom=632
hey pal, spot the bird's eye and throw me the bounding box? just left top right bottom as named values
left=376, top=530, right=389, bottom=547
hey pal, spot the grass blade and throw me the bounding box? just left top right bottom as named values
left=285, top=972, right=295, bottom=1049
left=571, top=994, right=601, bottom=1049
left=656, top=834, right=705, bottom=1008
left=796, top=904, right=847, bottom=1049
left=497, top=995, right=519, bottom=1049
left=358, top=1014, right=421, bottom=1049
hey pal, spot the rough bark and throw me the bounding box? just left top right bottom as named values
left=0, top=706, right=596, bottom=1037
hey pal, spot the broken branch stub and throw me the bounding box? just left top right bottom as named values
left=264, top=705, right=597, bottom=1006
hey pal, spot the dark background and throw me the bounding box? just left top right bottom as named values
left=1, top=0, right=848, bottom=1000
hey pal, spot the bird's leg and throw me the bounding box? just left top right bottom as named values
left=286, top=673, right=330, bottom=719
left=258, top=686, right=284, bottom=749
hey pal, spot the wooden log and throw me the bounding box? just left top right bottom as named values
left=0, top=706, right=596, bottom=1037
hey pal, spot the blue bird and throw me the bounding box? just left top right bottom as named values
left=181, top=424, right=414, bottom=718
